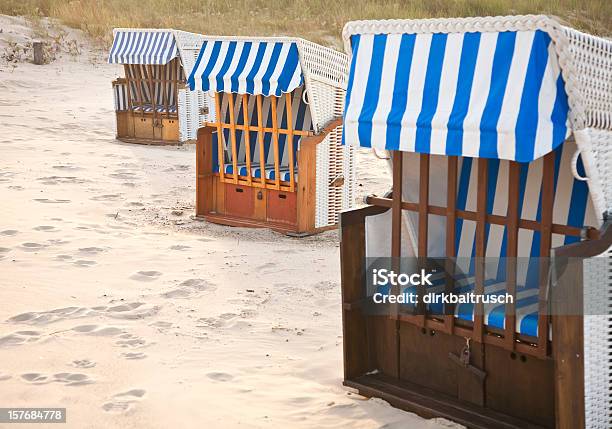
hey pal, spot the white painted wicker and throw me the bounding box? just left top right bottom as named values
left=583, top=244, right=612, bottom=429
left=295, top=39, right=354, bottom=227
left=174, top=30, right=215, bottom=141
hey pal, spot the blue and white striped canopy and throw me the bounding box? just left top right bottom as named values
left=343, top=29, right=571, bottom=162
left=187, top=39, right=304, bottom=97
left=108, top=30, right=179, bottom=65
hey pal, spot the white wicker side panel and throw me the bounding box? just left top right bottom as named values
left=315, top=137, right=331, bottom=228
left=311, top=80, right=354, bottom=228
left=297, top=40, right=348, bottom=133
left=588, top=128, right=612, bottom=215
left=583, top=245, right=612, bottom=429
left=178, top=88, right=213, bottom=142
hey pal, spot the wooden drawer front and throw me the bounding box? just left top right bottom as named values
left=224, top=184, right=254, bottom=219
left=116, top=111, right=129, bottom=137
left=267, top=190, right=297, bottom=225
left=162, top=118, right=179, bottom=141
left=134, top=116, right=154, bottom=139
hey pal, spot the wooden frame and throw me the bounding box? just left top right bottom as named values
left=195, top=107, right=342, bottom=235
left=340, top=152, right=612, bottom=428
left=115, top=59, right=182, bottom=145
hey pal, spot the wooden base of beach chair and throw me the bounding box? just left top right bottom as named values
left=340, top=205, right=612, bottom=429
left=115, top=111, right=180, bottom=145
left=194, top=122, right=339, bottom=235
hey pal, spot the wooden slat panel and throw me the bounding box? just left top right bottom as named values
left=270, top=96, right=281, bottom=190
left=204, top=122, right=311, bottom=137
left=365, top=196, right=591, bottom=239
left=285, top=92, right=296, bottom=192
left=416, top=154, right=430, bottom=327
left=391, top=153, right=403, bottom=326
left=504, top=161, right=520, bottom=351
left=146, top=65, right=156, bottom=117
left=473, top=159, right=487, bottom=343
left=256, top=95, right=266, bottom=188
left=444, top=156, right=458, bottom=334
left=124, top=65, right=133, bottom=110
left=241, top=94, right=253, bottom=186
left=537, top=152, right=555, bottom=357
left=227, top=93, right=239, bottom=184
left=213, top=92, right=225, bottom=182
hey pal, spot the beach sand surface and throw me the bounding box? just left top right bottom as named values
left=0, top=15, right=462, bottom=429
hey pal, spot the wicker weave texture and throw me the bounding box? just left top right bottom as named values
left=583, top=245, right=612, bottom=429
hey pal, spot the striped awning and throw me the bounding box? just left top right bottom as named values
left=108, top=30, right=179, bottom=65
left=187, top=39, right=304, bottom=97
left=342, top=29, right=571, bottom=162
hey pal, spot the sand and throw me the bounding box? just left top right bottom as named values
left=0, top=15, right=462, bottom=429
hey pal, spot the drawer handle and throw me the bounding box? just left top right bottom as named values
left=235, top=188, right=244, bottom=193
left=279, top=194, right=287, bottom=199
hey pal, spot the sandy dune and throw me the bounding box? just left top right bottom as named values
left=0, top=15, right=461, bottom=429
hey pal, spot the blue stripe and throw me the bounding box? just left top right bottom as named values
left=200, top=41, right=223, bottom=92
left=479, top=32, right=516, bottom=159
left=163, top=34, right=177, bottom=64
left=187, top=41, right=207, bottom=90
left=515, top=31, right=551, bottom=162
left=276, top=44, right=300, bottom=96
left=230, top=42, right=253, bottom=93
left=415, top=33, right=448, bottom=153
left=342, top=35, right=361, bottom=146
left=446, top=32, right=481, bottom=156
left=216, top=42, right=238, bottom=92
left=455, top=157, right=472, bottom=254
left=261, top=43, right=284, bottom=96
left=551, top=74, right=569, bottom=152
left=357, top=35, right=387, bottom=149
left=385, top=34, right=416, bottom=150
left=245, top=43, right=267, bottom=94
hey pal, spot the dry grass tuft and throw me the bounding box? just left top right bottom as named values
left=0, top=0, right=610, bottom=49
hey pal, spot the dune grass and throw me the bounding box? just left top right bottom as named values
left=1, top=0, right=610, bottom=49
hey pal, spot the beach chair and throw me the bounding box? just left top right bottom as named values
left=187, top=36, right=355, bottom=234
left=108, top=29, right=212, bottom=145
left=339, top=15, right=611, bottom=428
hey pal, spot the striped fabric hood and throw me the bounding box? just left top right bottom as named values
left=342, top=20, right=571, bottom=163
left=187, top=38, right=304, bottom=97
left=108, top=29, right=179, bottom=65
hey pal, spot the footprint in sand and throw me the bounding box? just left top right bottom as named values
left=0, top=373, right=11, bottom=381
left=55, top=254, right=72, bottom=261
left=0, top=229, right=18, bottom=236
left=52, top=164, right=82, bottom=172
left=169, top=245, right=190, bottom=251
left=91, top=194, right=123, bottom=202
left=120, top=352, right=147, bottom=360
left=20, top=242, right=47, bottom=251
left=33, top=198, right=71, bottom=204
left=33, top=225, right=57, bottom=232
left=0, top=331, right=42, bottom=347
left=9, top=307, right=92, bottom=325
left=72, top=359, right=96, bottom=369
left=78, top=247, right=105, bottom=254
left=72, top=325, right=123, bottom=336
left=73, top=260, right=96, bottom=267
left=21, top=372, right=93, bottom=386
left=105, top=302, right=160, bottom=320
left=115, top=333, right=149, bottom=349
left=102, top=389, right=146, bottom=413
left=130, top=271, right=162, bottom=282
left=161, top=279, right=216, bottom=299
left=206, top=372, right=234, bottom=382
